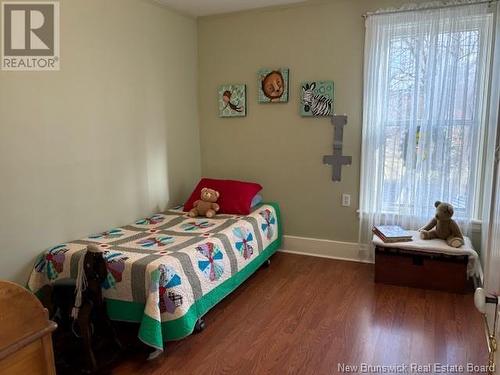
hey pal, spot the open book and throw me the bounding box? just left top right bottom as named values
left=372, top=225, right=413, bottom=243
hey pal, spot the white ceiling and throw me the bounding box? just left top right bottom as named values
left=157, top=0, right=308, bottom=17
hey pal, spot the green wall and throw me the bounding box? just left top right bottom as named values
left=198, top=0, right=425, bottom=242
left=0, top=0, right=201, bottom=284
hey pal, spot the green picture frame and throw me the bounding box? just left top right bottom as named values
left=258, top=68, right=289, bottom=103
left=218, top=84, right=247, bottom=117
left=300, top=81, right=334, bottom=117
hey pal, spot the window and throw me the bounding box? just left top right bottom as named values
left=359, top=3, right=494, bottom=241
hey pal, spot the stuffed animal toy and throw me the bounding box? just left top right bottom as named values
left=188, top=188, right=220, bottom=218
left=419, top=201, right=464, bottom=248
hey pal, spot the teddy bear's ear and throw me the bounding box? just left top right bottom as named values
left=446, top=205, right=454, bottom=216
left=434, top=201, right=441, bottom=208
left=216, top=191, right=220, bottom=198
left=201, top=188, right=207, bottom=193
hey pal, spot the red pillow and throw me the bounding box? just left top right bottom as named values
left=184, top=178, right=262, bottom=215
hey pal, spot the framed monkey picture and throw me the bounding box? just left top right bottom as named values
left=218, top=84, right=247, bottom=117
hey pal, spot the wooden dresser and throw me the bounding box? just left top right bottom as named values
left=0, top=280, right=57, bottom=374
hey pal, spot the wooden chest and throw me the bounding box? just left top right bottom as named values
left=374, top=245, right=469, bottom=293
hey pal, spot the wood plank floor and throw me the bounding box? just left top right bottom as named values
left=112, top=252, right=487, bottom=375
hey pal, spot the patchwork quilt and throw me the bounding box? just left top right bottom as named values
left=28, top=203, right=281, bottom=350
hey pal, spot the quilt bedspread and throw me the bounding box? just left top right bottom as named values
left=27, top=203, right=281, bottom=350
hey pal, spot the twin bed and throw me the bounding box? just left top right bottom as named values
left=27, top=202, right=281, bottom=351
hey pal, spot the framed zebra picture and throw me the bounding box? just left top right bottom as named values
left=258, top=68, right=289, bottom=103
left=218, top=84, right=247, bottom=117
left=300, top=81, right=334, bottom=117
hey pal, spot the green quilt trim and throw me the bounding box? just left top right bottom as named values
left=106, top=202, right=282, bottom=348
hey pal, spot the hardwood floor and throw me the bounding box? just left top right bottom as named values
left=112, top=252, right=487, bottom=375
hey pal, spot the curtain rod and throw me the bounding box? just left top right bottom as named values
left=362, top=0, right=497, bottom=19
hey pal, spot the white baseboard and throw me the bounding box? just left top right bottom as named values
left=279, top=235, right=374, bottom=264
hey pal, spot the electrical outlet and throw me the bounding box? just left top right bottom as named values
left=342, top=194, right=351, bottom=207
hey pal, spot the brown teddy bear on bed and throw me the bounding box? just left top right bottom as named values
left=419, top=201, right=464, bottom=248
left=188, top=188, right=220, bottom=218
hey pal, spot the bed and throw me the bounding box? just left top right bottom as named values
left=27, top=202, right=281, bottom=351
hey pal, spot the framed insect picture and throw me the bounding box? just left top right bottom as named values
left=258, top=68, right=289, bottom=103
left=218, top=84, right=247, bottom=117
left=300, top=81, right=334, bottom=117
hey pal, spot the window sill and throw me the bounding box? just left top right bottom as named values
left=470, top=219, right=482, bottom=233
left=355, top=209, right=483, bottom=232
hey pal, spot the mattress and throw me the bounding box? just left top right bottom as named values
left=28, top=203, right=281, bottom=350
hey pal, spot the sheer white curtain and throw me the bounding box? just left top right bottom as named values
left=483, top=0, right=500, bottom=313
left=359, top=1, right=494, bottom=244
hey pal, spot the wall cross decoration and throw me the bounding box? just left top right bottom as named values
left=323, top=115, right=352, bottom=182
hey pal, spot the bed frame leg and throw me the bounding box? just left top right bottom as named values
left=194, top=317, right=206, bottom=333
left=147, top=349, right=163, bottom=361
left=262, top=258, right=271, bottom=268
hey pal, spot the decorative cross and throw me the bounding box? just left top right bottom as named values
left=323, top=115, right=352, bottom=182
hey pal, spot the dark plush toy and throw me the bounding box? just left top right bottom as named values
left=419, top=201, right=464, bottom=248
left=188, top=188, right=220, bottom=218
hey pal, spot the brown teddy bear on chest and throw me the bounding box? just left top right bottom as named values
left=419, top=201, right=464, bottom=248
left=188, top=188, right=220, bottom=218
